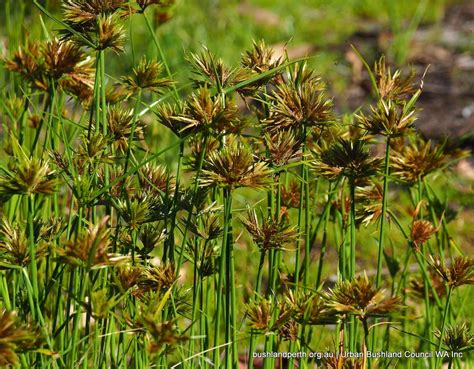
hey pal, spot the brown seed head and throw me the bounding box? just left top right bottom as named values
left=411, top=219, right=438, bottom=250
left=429, top=256, right=474, bottom=289
left=123, top=57, right=173, bottom=93
left=264, top=63, right=333, bottom=133
left=325, top=273, right=402, bottom=320
left=434, top=322, right=474, bottom=352
left=241, top=208, right=298, bottom=251
left=201, top=139, right=271, bottom=189
left=0, top=310, right=42, bottom=367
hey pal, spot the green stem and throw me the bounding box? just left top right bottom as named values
left=435, top=287, right=452, bottom=368
left=177, top=133, right=209, bottom=269
left=376, top=136, right=391, bottom=287
left=248, top=250, right=266, bottom=369
left=213, top=187, right=231, bottom=367
left=349, top=180, right=356, bottom=279
left=143, top=12, right=179, bottom=101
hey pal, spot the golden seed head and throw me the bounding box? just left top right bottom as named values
left=123, top=57, right=173, bottom=93
left=357, top=99, right=416, bottom=137
left=375, top=55, right=417, bottom=102
left=241, top=208, right=298, bottom=251
left=0, top=310, right=42, bottom=367
left=264, top=63, right=333, bottom=133
left=312, top=138, right=381, bottom=181
left=355, top=182, right=385, bottom=227
left=201, top=138, right=272, bottom=189
left=245, top=298, right=272, bottom=332
left=428, top=256, right=474, bottom=289
left=0, top=219, right=47, bottom=267
left=434, top=322, right=474, bottom=352
left=264, top=130, right=302, bottom=167
left=188, top=48, right=247, bottom=90
left=411, top=219, right=437, bottom=250
left=325, top=273, right=402, bottom=320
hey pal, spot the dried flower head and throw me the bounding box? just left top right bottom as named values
left=264, top=63, right=333, bottom=133
left=139, top=318, right=187, bottom=356
left=312, top=138, right=381, bottom=181
left=239, top=40, right=283, bottom=93
left=5, top=38, right=94, bottom=95
left=284, top=290, right=335, bottom=325
left=188, top=48, right=246, bottom=90
left=264, top=130, right=302, bottom=167
left=96, top=15, right=126, bottom=53
left=356, top=182, right=384, bottom=227
left=62, top=0, right=127, bottom=27
left=0, top=219, right=47, bottom=267
left=186, top=89, right=241, bottom=134
left=35, top=217, right=63, bottom=241
left=391, top=137, right=457, bottom=184
left=138, top=263, right=177, bottom=295
left=0, top=155, right=58, bottom=198
left=58, top=217, right=127, bottom=268
left=115, top=195, right=161, bottom=229
left=138, top=164, right=175, bottom=195
left=241, top=40, right=282, bottom=76
left=76, top=132, right=113, bottom=166
left=245, top=298, right=271, bottom=332
left=201, top=139, right=271, bottom=189
left=325, top=274, right=401, bottom=320
left=97, top=166, right=135, bottom=198
left=123, top=57, right=173, bottom=93
left=241, top=208, right=298, bottom=251
left=281, top=180, right=301, bottom=209
left=278, top=319, right=299, bottom=342
left=186, top=212, right=222, bottom=241
left=375, top=56, right=417, bottom=102
left=428, top=256, right=474, bottom=289
left=107, top=106, right=144, bottom=153
left=4, top=41, right=44, bottom=88
left=116, top=264, right=143, bottom=292
left=0, top=310, right=41, bottom=367
left=158, top=89, right=241, bottom=138
left=434, top=322, right=474, bottom=352
left=139, top=224, right=166, bottom=256
left=186, top=238, right=218, bottom=278
left=357, top=99, right=416, bottom=137
left=43, top=38, right=91, bottom=80
left=411, top=219, right=438, bottom=250
left=155, top=101, right=193, bottom=137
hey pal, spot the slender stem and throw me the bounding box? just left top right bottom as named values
left=213, top=187, right=231, bottom=367
left=248, top=251, right=266, bottom=369
left=349, top=180, right=356, bottom=279
left=123, top=90, right=142, bottom=177
left=376, top=136, right=391, bottom=287
left=177, top=133, right=209, bottom=269
left=27, top=195, right=39, bottom=313
left=142, top=12, right=179, bottom=101
left=362, top=319, right=369, bottom=369
left=435, top=287, right=452, bottom=368
left=164, top=141, right=184, bottom=263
